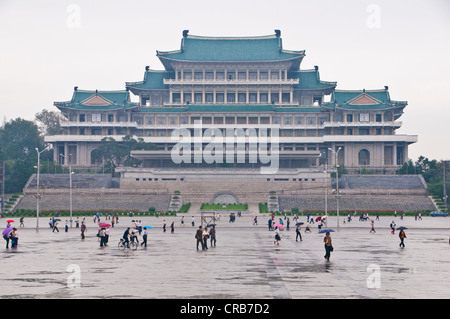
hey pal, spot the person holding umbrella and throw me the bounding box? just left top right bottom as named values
left=322, top=231, right=334, bottom=261
left=296, top=223, right=303, bottom=242
left=398, top=227, right=407, bottom=248
left=274, top=226, right=281, bottom=245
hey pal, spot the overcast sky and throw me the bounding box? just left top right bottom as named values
left=0, top=0, right=449, bottom=160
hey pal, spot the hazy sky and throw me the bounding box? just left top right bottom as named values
left=0, top=0, right=449, bottom=160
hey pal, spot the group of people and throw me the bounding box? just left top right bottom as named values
left=195, top=225, right=217, bottom=251
left=3, top=221, right=18, bottom=249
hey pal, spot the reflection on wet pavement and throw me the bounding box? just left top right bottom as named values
left=1, top=216, right=448, bottom=299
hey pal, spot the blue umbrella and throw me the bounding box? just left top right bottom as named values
left=319, top=229, right=335, bottom=234
left=296, top=222, right=304, bottom=226
left=143, top=226, right=152, bottom=229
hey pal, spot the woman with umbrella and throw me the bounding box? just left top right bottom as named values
left=274, top=226, right=281, bottom=245
left=322, top=230, right=334, bottom=261
left=398, top=227, right=407, bottom=248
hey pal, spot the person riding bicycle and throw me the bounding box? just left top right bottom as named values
left=122, top=227, right=131, bottom=248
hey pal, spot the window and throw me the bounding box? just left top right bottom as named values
left=347, top=114, right=353, bottom=122
left=227, top=71, right=235, bottom=80
left=172, top=93, right=181, bottom=103
left=284, top=117, right=292, bottom=125
left=271, top=93, right=279, bottom=103
left=180, top=117, right=188, bottom=125
left=147, top=117, right=154, bottom=125
left=107, top=114, right=114, bottom=122
left=238, top=93, right=246, bottom=103
left=358, top=149, right=370, bottom=166
left=227, top=93, right=235, bottom=103
left=272, top=117, right=281, bottom=124
left=249, top=72, right=257, bottom=80
left=359, top=128, right=370, bottom=135
left=157, top=117, right=166, bottom=125
left=238, top=72, right=247, bottom=80
left=347, top=128, right=353, bottom=135
left=271, top=71, right=279, bottom=80
left=295, top=117, right=303, bottom=125
left=92, top=113, right=102, bottom=122
left=79, top=114, right=85, bottom=122
left=216, top=72, right=224, bottom=80
left=183, top=71, right=192, bottom=80
left=260, top=93, right=268, bottom=103
left=194, top=72, right=203, bottom=80
left=205, top=72, right=214, bottom=80
left=376, top=114, right=382, bottom=122
left=216, top=93, right=224, bottom=103
left=307, top=117, right=316, bottom=125
left=282, top=93, right=290, bottom=103
left=249, top=93, right=257, bottom=103
left=259, top=72, right=268, bottom=80
left=183, top=93, right=192, bottom=103
left=205, top=93, right=214, bottom=103
left=194, top=93, right=203, bottom=103
left=169, top=117, right=177, bottom=125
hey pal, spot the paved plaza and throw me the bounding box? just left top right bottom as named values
left=0, top=214, right=449, bottom=299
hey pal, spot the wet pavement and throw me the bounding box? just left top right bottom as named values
left=0, top=215, right=449, bottom=299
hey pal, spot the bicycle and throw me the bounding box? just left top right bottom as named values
left=118, top=238, right=138, bottom=251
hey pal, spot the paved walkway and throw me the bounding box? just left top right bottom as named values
left=0, top=215, right=448, bottom=299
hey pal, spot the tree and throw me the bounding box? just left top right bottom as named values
left=90, top=135, right=158, bottom=173
left=35, top=109, right=64, bottom=136
left=0, top=118, right=51, bottom=193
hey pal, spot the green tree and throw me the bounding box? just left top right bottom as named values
left=35, top=109, right=64, bottom=136
left=0, top=118, right=50, bottom=193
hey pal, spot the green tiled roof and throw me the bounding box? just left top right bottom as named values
left=126, top=70, right=174, bottom=91
left=323, top=89, right=407, bottom=111
left=291, top=69, right=336, bottom=91
left=54, top=89, right=138, bottom=110
left=139, top=104, right=322, bottom=113
left=157, top=34, right=304, bottom=65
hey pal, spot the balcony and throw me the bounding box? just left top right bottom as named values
left=163, top=78, right=299, bottom=86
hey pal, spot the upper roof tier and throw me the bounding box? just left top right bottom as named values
left=322, top=88, right=408, bottom=118
left=156, top=30, right=305, bottom=70
left=54, top=89, right=139, bottom=111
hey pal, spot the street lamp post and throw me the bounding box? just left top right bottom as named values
left=328, top=147, right=342, bottom=229
left=35, top=146, right=49, bottom=232
left=60, top=154, right=73, bottom=228
left=324, top=163, right=328, bottom=228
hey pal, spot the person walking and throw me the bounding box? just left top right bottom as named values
left=99, top=228, right=106, bottom=247
left=65, top=220, right=69, bottom=232
left=399, top=229, right=407, bottom=248
left=370, top=220, right=376, bottom=233
left=323, top=231, right=333, bottom=261
left=163, top=220, right=166, bottom=233
left=296, top=225, right=302, bottom=242
left=268, top=218, right=273, bottom=231
left=210, top=225, right=216, bottom=247
left=75, top=217, right=80, bottom=228
left=390, top=220, right=396, bottom=234
left=80, top=221, right=87, bottom=239
left=202, top=227, right=209, bottom=250
left=274, top=227, right=281, bottom=245
left=141, top=227, right=148, bottom=248
left=105, top=227, right=110, bottom=246
left=191, top=216, right=195, bottom=227
left=19, top=217, right=24, bottom=228
left=170, top=221, right=175, bottom=234
left=195, top=226, right=203, bottom=251
left=52, top=221, right=59, bottom=233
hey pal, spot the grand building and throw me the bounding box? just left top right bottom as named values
left=45, top=30, right=417, bottom=179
